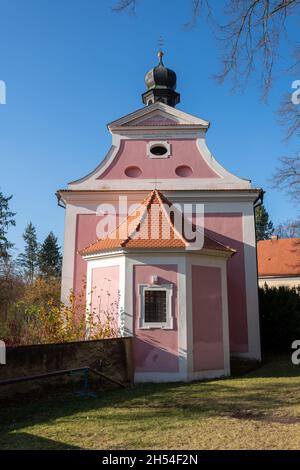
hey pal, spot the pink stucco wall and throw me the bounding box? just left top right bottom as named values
left=204, top=213, right=248, bottom=353
left=74, top=210, right=248, bottom=354
left=133, top=264, right=179, bottom=373
left=98, top=139, right=220, bottom=180
left=192, top=265, right=224, bottom=371
left=137, top=116, right=178, bottom=126
left=90, top=266, right=119, bottom=332
left=74, top=214, right=103, bottom=295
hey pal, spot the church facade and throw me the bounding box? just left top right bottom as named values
left=57, top=52, right=262, bottom=382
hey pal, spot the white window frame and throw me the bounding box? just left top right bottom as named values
left=139, top=284, right=173, bottom=329
left=146, top=141, right=171, bottom=159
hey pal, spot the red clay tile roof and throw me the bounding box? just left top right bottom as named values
left=257, top=238, right=300, bottom=277
left=80, top=190, right=235, bottom=256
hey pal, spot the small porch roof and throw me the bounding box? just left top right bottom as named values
left=80, top=190, right=235, bottom=258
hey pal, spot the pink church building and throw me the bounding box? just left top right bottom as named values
left=57, top=51, right=262, bottom=382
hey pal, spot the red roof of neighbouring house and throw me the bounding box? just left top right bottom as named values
left=257, top=238, right=300, bottom=277
left=80, top=190, right=235, bottom=256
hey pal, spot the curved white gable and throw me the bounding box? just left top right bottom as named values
left=68, top=103, right=251, bottom=191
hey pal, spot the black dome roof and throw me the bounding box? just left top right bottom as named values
left=142, top=51, right=180, bottom=107
left=145, top=52, right=177, bottom=90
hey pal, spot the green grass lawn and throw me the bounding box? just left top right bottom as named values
left=1, top=355, right=300, bottom=450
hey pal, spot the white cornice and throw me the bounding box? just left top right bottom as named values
left=58, top=189, right=261, bottom=206
left=113, top=127, right=206, bottom=138
left=259, top=275, right=300, bottom=280
left=107, top=102, right=210, bottom=130
left=67, top=178, right=252, bottom=192
left=82, top=247, right=233, bottom=262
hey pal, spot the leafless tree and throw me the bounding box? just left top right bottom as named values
left=0, top=258, right=24, bottom=321
left=112, top=0, right=137, bottom=14
left=113, top=0, right=299, bottom=98
left=273, top=154, right=300, bottom=200
left=279, top=93, right=300, bottom=141
left=274, top=218, right=300, bottom=237
left=274, top=86, right=300, bottom=204
left=213, top=1, right=299, bottom=99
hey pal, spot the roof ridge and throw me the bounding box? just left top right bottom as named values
left=155, top=190, right=188, bottom=246
left=80, top=194, right=151, bottom=255
left=156, top=190, right=227, bottom=250
left=106, top=190, right=154, bottom=242
left=203, top=231, right=235, bottom=253
left=121, top=190, right=156, bottom=247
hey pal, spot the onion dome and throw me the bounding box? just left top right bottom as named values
left=142, top=51, right=180, bottom=107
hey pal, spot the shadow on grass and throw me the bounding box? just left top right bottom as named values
left=3, top=432, right=81, bottom=450
left=0, top=355, right=300, bottom=449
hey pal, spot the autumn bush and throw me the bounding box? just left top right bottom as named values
left=0, top=277, right=120, bottom=346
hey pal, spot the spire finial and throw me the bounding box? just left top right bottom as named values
left=158, top=36, right=164, bottom=65
left=158, top=49, right=164, bottom=65
left=142, top=40, right=180, bottom=107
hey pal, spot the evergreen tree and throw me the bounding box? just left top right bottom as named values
left=0, top=191, right=16, bottom=259
left=38, top=232, right=62, bottom=278
left=18, top=222, right=39, bottom=282
left=255, top=204, right=274, bottom=241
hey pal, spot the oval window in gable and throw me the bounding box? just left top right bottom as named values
left=175, top=165, right=193, bottom=177
left=150, top=145, right=168, bottom=156
left=124, top=166, right=142, bottom=178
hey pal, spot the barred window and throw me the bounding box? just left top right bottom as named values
left=139, top=284, right=173, bottom=329
left=144, top=290, right=167, bottom=323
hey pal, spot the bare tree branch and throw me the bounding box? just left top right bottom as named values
left=112, top=0, right=300, bottom=202
left=273, top=154, right=300, bottom=201
left=184, top=0, right=212, bottom=29
left=112, top=0, right=300, bottom=99
left=112, top=0, right=137, bottom=14
left=214, top=0, right=300, bottom=99
left=279, top=93, right=300, bottom=141
left=274, top=218, right=300, bottom=237
left=268, top=0, right=299, bottom=17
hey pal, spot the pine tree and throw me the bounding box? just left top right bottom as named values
left=18, top=222, right=39, bottom=282
left=38, top=232, right=62, bottom=278
left=0, top=191, right=16, bottom=259
left=255, top=204, right=274, bottom=241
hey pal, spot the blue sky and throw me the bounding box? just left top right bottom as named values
left=0, top=0, right=298, bottom=256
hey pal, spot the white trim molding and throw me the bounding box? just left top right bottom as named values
left=138, top=283, right=173, bottom=329
left=147, top=141, right=171, bottom=159
left=134, top=369, right=229, bottom=383
left=85, top=256, right=126, bottom=337
left=240, top=205, right=261, bottom=361
left=258, top=276, right=300, bottom=288
left=124, top=254, right=188, bottom=381
left=107, top=102, right=210, bottom=130
left=185, top=254, right=231, bottom=379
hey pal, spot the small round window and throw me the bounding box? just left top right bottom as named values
left=150, top=145, right=168, bottom=156
left=124, top=166, right=142, bottom=178
left=175, top=165, right=193, bottom=177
